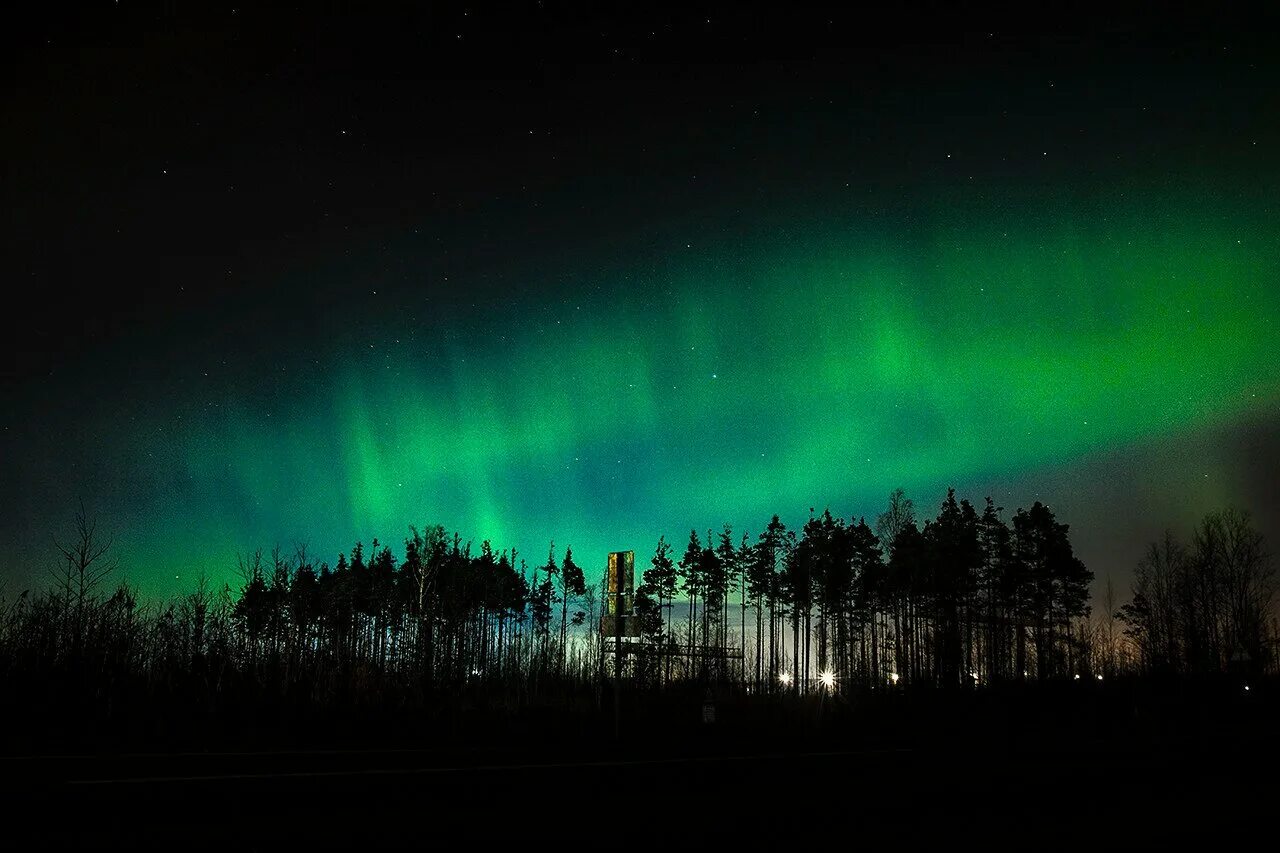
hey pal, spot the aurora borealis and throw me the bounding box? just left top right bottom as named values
left=3, top=5, right=1278, bottom=602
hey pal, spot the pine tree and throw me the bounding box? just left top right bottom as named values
left=752, top=516, right=788, bottom=691
left=978, top=499, right=1012, bottom=682
left=643, top=537, right=678, bottom=685
left=678, top=530, right=703, bottom=675
left=559, top=545, right=585, bottom=677
left=850, top=518, right=883, bottom=685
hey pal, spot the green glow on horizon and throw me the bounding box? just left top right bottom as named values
left=98, top=185, right=1280, bottom=596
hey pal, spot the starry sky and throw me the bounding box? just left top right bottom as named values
left=3, top=3, right=1278, bottom=601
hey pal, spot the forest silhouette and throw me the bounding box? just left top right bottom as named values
left=1, top=488, right=1274, bottom=754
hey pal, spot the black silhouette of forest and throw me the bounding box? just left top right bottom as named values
left=1, top=488, right=1274, bottom=756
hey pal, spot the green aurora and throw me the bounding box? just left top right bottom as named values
left=14, top=181, right=1272, bottom=600
left=8, top=8, right=1280, bottom=605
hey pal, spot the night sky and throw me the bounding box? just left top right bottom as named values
left=3, top=3, right=1278, bottom=601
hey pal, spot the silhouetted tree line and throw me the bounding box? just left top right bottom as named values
left=1118, top=508, right=1276, bottom=675
left=631, top=489, right=1101, bottom=691
left=0, top=492, right=1274, bottom=739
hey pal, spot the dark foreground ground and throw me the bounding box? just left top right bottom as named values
left=2, top=679, right=1276, bottom=845
left=4, top=739, right=1276, bottom=846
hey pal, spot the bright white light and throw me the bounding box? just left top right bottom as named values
left=1244, top=684, right=1251, bottom=692
left=889, top=672, right=899, bottom=685
left=1095, top=674, right=1103, bottom=681
left=779, top=672, right=792, bottom=686
left=1073, top=674, right=1081, bottom=680
left=819, top=670, right=836, bottom=689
